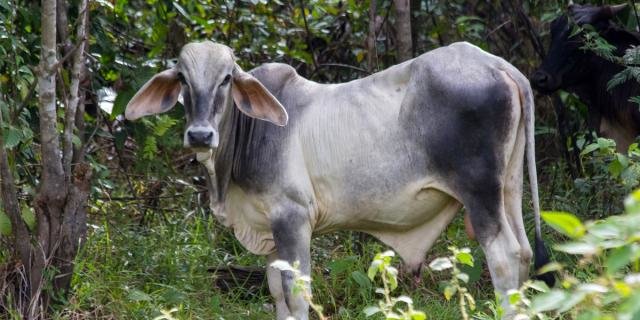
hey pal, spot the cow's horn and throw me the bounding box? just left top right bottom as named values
left=608, top=3, right=628, bottom=17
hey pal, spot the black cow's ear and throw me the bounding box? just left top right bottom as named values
left=231, top=65, right=288, bottom=127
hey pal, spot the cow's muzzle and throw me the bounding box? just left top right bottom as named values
left=530, top=70, right=559, bottom=94
left=185, top=125, right=218, bottom=149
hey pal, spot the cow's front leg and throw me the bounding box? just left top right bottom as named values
left=271, top=210, right=312, bottom=320
left=267, top=252, right=292, bottom=319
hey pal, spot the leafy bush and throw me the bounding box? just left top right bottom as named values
left=364, top=251, right=427, bottom=320
left=527, top=190, right=640, bottom=319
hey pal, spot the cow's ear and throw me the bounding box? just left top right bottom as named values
left=231, top=66, right=288, bottom=127
left=125, top=69, right=181, bottom=120
left=570, top=3, right=627, bottom=25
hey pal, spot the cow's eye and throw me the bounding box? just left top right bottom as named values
left=177, top=72, right=187, bottom=85
left=220, top=74, right=231, bottom=86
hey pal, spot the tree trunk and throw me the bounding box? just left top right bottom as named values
left=0, top=0, right=91, bottom=317
left=393, top=0, right=412, bottom=62
left=366, top=0, right=378, bottom=72
left=32, top=0, right=62, bottom=311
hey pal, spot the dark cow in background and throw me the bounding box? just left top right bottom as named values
left=531, top=4, right=640, bottom=152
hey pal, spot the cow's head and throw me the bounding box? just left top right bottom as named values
left=531, top=4, right=627, bottom=93
left=125, top=41, right=288, bottom=150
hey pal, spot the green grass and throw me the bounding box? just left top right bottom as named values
left=53, top=156, right=628, bottom=319
left=57, top=200, right=496, bottom=319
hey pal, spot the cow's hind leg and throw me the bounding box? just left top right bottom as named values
left=271, top=207, right=312, bottom=320
left=503, top=120, right=533, bottom=284
left=464, top=186, right=521, bottom=318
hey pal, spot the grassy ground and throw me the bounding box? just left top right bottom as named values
left=54, top=156, right=628, bottom=319
left=57, top=201, right=493, bottom=319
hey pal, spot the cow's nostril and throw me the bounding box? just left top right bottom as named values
left=531, top=71, right=549, bottom=86
left=187, top=130, right=214, bottom=147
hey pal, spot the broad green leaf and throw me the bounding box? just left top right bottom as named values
left=429, top=257, right=453, bottom=271
left=367, top=260, right=382, bottom=280
left=508, top=290, right=521, bottom=305
left=0, top=210, right=11, bottom=236
left=21, top=206, right=35, bottom=231
left=606, top=245, right=638, bottom=275
left=609, top=157, right=625, bottom=177
left=542, top=211, right=586, bottom=238
left=111, top=89, right=135, bottom=118
left=444, top=285, right=457, bottom=300
left=410, top=311, right=427, bottom=320
left=351, top=271, right=371, bottom=289
left=328, top=256, right=356, bottom=277
left=531, top=289, right=568, bottom=312
left=619, top=292, right=640, bottom=318
left=455, top=251, right=474, bottom=267
left=526, top=280, right=550, bottom=293
left=558, top=291, right=587, bottom=313
left=577, top=283, right=607, bottom=293
left=537, top=261, right=563, bottom=275
left=580, top=143, right=600, bottom=156
left=3, top=125, right=21, bottom=149
left=270, top=260, right=294, bottom=272
left=625, top=189, right=640, bottom=214
left=554, top=242, right=598, bottom=255
left=127, top=289, right=152, bottom=302
left=396, top=295, right=413, bottom=305
left=456, top=273, right=469, bottom=283
left=589, top=221, right=622, bottom=239
left=387, top=267, right=398, bottom=291
left=614, top=280, right=632, bottom=297
left=363, top=306, right=381, bottom=317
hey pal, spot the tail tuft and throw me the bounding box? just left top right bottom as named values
left=533, top=234, right=555, bottom=286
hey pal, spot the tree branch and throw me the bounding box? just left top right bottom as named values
left=393, top=0, right=413, bottom=62
left=63, top=0, right=88, bottom=181
left=366, top=0, right=378, bottom=72
left=38, top=0, right=63, bottom=185
left=298, top=0, right=319, bottom=71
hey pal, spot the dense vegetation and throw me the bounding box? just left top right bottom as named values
left=2, top=0, right=640, bottom=319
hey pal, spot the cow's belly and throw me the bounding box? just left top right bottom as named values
left=313, top=180, right=458, bottom=234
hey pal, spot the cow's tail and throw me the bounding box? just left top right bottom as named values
left=521, top=76, right=555, bottom=287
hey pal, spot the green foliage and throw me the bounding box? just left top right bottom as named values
left=607, top=46, right=640, bottom=91
left=428, top=247, right=476, bottom=320
left=7, top=0, right=639, bottom=319
left=541, top=211, right=586, bottom=239
left=580, top=138, right=640, bottom=190
left=581, top=27, right=618, bottom=63
left=365, top=251, right=427, bottom=320
left=526, top=189, right=640, bottom=319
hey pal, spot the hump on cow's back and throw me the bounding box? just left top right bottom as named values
left=248, top=63, right=300, bottom=97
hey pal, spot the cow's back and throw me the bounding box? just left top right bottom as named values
left=228, top=43, right=525, bottom=235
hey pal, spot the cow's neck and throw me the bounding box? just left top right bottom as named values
left=207, top=105, right=253, bottom=206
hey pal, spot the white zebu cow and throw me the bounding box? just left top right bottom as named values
left=125, top=41, right=550, bottom=319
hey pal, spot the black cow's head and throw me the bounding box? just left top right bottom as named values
left=124, top=41, right=288, bottom=151
left=531, top=4, right=627, bottom=94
